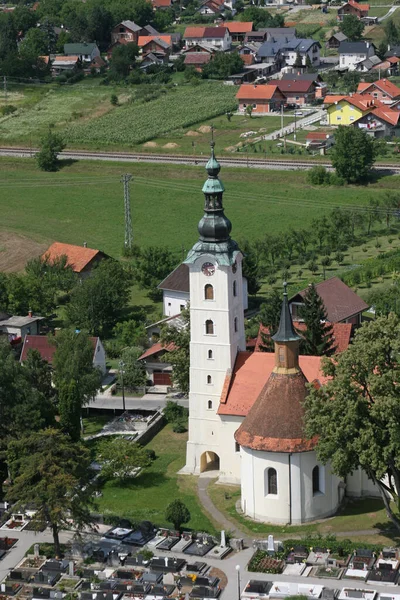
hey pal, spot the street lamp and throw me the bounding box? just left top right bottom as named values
left=119, top=360, right=126, bottom=413
left=235, top=564, right=241, bottom=600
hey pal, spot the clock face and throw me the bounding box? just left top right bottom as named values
left=232, top=261, right=237, bottom=274
left=202, top=262, right=215, bottom=277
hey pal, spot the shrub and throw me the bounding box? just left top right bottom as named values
left=163, top=400, right=188, bottom=423
left=1, top=104, right=17, bottom=115
left=307, top=166, right=330, bottom=186
left=144, top=448, right=156, bottom=461
left=172, top=420, right=187, bottom=433
left=110, top=94, right=119, bottom=106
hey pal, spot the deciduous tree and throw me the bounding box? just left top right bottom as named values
left=331, top=126, right=376, bottom=183
left=165, top=499, right=191, bottom=530
left=133, top=246, right=176, bottom=302
left=304, top=313, right=400, bottom=531
left=339, top=14, right=364, bottom=40
left=36, top=129, right=65, bottom=172
left=119, top=346, right=146, bottom=390
left=97, top=437, right=151, bottom=482
left=160, top=307, right=189, bottom=394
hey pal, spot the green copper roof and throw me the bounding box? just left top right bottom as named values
left=202, top=178, right=225, bottom=194
left=272, top=283, right=302, bottom=343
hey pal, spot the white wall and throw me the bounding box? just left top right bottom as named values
left=346, top=468, right=381, bottom=498
left=184, top=252, right=246, bottom=474
left=93, top=338, right=107, bottom=375
left=219, top=415, right=243, bottom=484
left=163, top=290, right=189, bottom=316
left=240, top=447, right=342, bottom=524
left=1, top=322, right=40, bottom=338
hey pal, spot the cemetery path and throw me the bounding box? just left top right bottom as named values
left=197, top=475, right=250, bottom=544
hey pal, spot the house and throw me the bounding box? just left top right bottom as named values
left=151, top=0, right=172, bottom=9
left=255, top=41, right=283, bottom=69
left=354, top=54, right=382, bottom=72
left=140, top=52, right=165, bottom=71
left=254, top=321, right=352, bottom=354
left=263, top=27, right=296, bottom=41
left=338, top=0, right=370, bottom=21
left=20, top=335, right=107, bottom=375
left=184, top=52, right=212, bottom=71
left=338, top=41, right=375, bottom=70
left=197, top=0, right=225, bottom=15
left=357, top=78, right=400, bottom=104
left=222, top=22, right=253, bottom=43
left=236, top=83, right=286, bottom=114
left=42, top=242, right=109, bottom=277
left=183, top=26, right=231, bottom=51
left=371, top=56, right=400, bottom=75
left=353, top=105, right=400, bottom=137
left=326, top=31, right=348, bottom=49
left=64, top=43, right=100, bottom=63
left=138, top=342, right=175, bottom=386
left=244, top=31, right=267, bottom=44
left=87, top=56, right=106, bottom=73
left=281, top=71, right=327, bottom=98
left=267, top=78, right=316, bottom=105
left=158, top=262, right=248, bottom=315
left=138, top=35, right=172, bottom=57
left=0, top=313, right=45, bottom=342
left=51, top=55, right=81, bottom=75
left=256, top=37, right=320, bottom=68
left=323, top=93, right=376, bottom=125
left=305, top=131, right=335, bottom=149
left=111, top=21, right=143, bottom=45
left=289, top=277, right=369, bottom=325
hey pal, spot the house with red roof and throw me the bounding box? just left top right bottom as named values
left=42, top=242, right=109, bottom=277
left=111, top=21, right=143, bottom=45
left=222, top=22, right=253, bottom=43
left=338, top=0, right=369, bottom=21
left=138, top=342, right=176, bottom=387
left=357, top=78, right=400, bottom=104
left=236, top=83, right=286, bottom=113
left=20, top=334, right=107, bottom=374
left=267, top=78, right=316, bottom=105
left=183, top=26, right=231, bottom=51
left=151, top=0, right=172, bottom=9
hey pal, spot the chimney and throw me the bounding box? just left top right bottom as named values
left=83, top=241, right=87, bottom=247
left=366, top=42, right=370, bottom=49
left=28, top=309, right=33, bottom=318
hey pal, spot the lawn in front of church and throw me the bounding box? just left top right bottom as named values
left=93, top=424, right=218, bottom=534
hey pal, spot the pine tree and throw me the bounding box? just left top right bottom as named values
left=58, top=380, right=81, bottom=441
left=299, top=283, right=336, bottom=356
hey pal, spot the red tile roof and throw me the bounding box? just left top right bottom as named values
left=20, top=335, right=97, bottom=363
left=268, top=79, right=313, bottom=93
left=138, top=341, right=176, bottom=360
left=151, top=0, right=171, bottom=7
left=305, top=131, right=331, bottom=140
left=234, top=370, right=318, bottom=453
left=255, top=321, right=352, bottom=354
left=324, top=93, right=376, bottom=111
left=42, top=242, right=105, bottom=273
left=290, top=277, right=369, bottom=323
left=341, top=0, right=370, bottom=11
left=222, top=21, right=253, bottom=34
left=236, top=84, right=281, bottom=100
left=184, top=52, right=211, bottom=65
left=370, top=106, right=400, bottom=126
left=138, top=35, right=172, bottom=47
left=183, top=26, right=227, bottom=39
left=218, top=351, right=328, bottom=417
left=357, top=78, right=400, bottom=99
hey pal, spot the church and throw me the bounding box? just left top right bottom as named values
left=179, top=142, right=378, bottom=524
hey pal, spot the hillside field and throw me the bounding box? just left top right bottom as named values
left=1, top=157, right=400, bottom=260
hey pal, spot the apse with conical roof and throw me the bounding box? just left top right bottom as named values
left=185, top=141, right=240, bottom=266
left=235, top=285, right=316, bottom=454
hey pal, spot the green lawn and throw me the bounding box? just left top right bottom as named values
left=208, top=483, right=396, bottom=537
left=3, top=157, right=400, bottom=261
left=95, top=424, right=217, bottom=533
left=82, top=415, right=112, bottom=436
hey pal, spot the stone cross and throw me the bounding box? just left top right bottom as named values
left=221, top=530, right=226, bottom=548
left=267, top=535, right=274, bottom=552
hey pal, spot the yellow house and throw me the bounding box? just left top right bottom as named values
left=324, top=94, right=375, bottom=126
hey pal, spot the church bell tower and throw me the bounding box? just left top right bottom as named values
left=182, top=142, right=246, bottom=476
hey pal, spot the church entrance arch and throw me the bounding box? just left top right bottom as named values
left=200, top=451, right=220, bottom=473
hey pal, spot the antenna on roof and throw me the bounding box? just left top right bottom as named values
left=211, top=122, right=215, bottom=143
left=121, top=174, right=133, bottom=253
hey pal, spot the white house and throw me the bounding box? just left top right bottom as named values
left=339, top=40, right=375, bottom=71
left=179, top=142, right=379, bottom=524
left=64, top=42, right=100, bottom=63
left=158, top=263, right=248, bottom=317
left=183, top=26, right=231, bottom=51
left=0, top=313, right=45, bottom=341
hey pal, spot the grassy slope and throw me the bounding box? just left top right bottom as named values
left=2, top=157, right=400, bottom=259
left=95, top=424, right=217, bottom=533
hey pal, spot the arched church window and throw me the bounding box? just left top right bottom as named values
left=208, top=400, right=212, bottom=409
left=207, top=375, right=212, bottom=384
left=205, top=284, right=214, bottom=300
left=208, top=349, right=213, bottom=359
left=233, top=280, right=237, bottom=297
left=205, top=320, right=214, bottom=335
left=267, top=468, right=278, bottom=495
left=234, top=317, right=238, bottom=332
left=312, top=466, right=320, bottom=495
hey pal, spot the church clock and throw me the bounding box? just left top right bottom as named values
left=202, top=262, right=215, bottom=276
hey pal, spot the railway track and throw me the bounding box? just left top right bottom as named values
left=1, top=146, right=400, bottom=172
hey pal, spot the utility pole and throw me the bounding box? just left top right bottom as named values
left=294, top=110, right=297, bottom=141
left=121, top=174, right=133, bottom=253
left=3, top=76, right=7, bottom=104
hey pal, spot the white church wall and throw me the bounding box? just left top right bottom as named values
left=219, top=415, right=243, bottom=484
left=346, top=469, right=381, bottom=498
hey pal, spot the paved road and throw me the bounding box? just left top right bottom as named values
left=378, top=5, right=398, bottom=21
left=88, top=394, right=188, bottom=411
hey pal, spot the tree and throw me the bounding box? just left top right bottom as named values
left=7, top=429, right=95, bottom=556
left=339, top=14, right=364, bottom=40
left=240, top=239, right=262, bottom=296
left=377, top=40, right=388, bottom=61
left=66, top=259, right=131, bottom=335
left=258, top=289, right=282, bottom=351
left=52, top=328, right=102, bottom=407
left=25, top=254, right=76, bottom=314
left=113, top=318, right=147, bottom=350
left=299, top=283, right=336, bottom=356
left=165, top=499, right=191, bottom=530
left=239, top=6, right=284, bottom=28
left=119, top=346, right=146, bottom=390
left=20, top=28, right=49, bottom=59
left=133, top=246, right=176, bottom=302
left=58, top=380, right=82, bottom=441
left=202, top=52, right=244, bottom=79
left=109, top=43, right=139, bottom=79
left=293, top=52, right=303, bottom=68
left=36, top=129, right=65, bottom=172
left=97, top=437, right=151, bottom=482
left=320, top=256, right=331, bottom=280
left=23, top=348, right=54, bottom=400
left=331, top=126, right=376, bottom=183
left=160, top=306, right=190, bottom=394
left=384, top=19, right=399, bottom=45
left=304, top=313, right=400, bottom=531
left=367, top=285, right=400, bottom=317
left=0, top=13, right=17, bottom=61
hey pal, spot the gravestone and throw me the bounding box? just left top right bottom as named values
left=164, top=557, right=169, bottom=567
left=163, top=572, right=175, bottom=586
left=220, top=531, right=226, bottom=548
left=267, top=535, right=274, bottom=552
left=69, top=561, right=74, bottom=577
left=34, top=544, right=40, bottom=557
